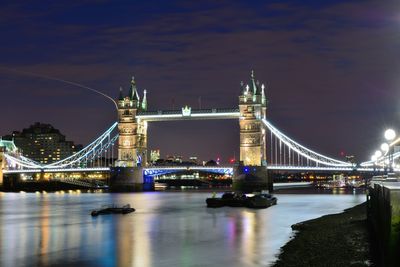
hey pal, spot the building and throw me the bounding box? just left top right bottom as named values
left=166, top=155, right=183, bottom=164
left=2, top=123, right=82, bottom=164
left=189, top=156, right=198, bottom=165
left=150, top=149, right=160, bottom=163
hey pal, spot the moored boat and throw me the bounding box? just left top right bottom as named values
left=91, top=204, right=135, bottom=216
left=245, top=194, right=277, bottom=208
left=206, top=192, right=277, bottom=209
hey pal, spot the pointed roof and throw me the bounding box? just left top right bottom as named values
left=130, top=76, right=140, bottom=101
left=250, top=70, right=260, bottom=95
left=128, top=76, right=134, bottom=99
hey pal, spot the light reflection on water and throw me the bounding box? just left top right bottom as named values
left=0, top=191, right=365, bottom=267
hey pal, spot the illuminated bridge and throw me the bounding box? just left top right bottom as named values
left=1, top=71, right=396, bottom=189
left=1, top=116, right=386, bottom=175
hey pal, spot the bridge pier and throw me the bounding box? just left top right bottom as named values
left=110, top=167, right=153, bottom=191
left=233, top=165, right=272, bottom=193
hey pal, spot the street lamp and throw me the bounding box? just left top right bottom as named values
left=374, top=150, right=383, bottom=173
left=371, top=154, right=378, bottom=174
left=381, top=143, right=390, bottom=172
left=374, top=150, right=382, bottom=158
left=381, top=143, right=389, bottom=153
left=384, top=129, right=396, bottom=142
left=384, top=129, right=396, bottom=171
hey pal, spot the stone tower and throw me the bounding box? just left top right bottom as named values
left=238, top=70, right=267, bottom=166
left=115, top=76, right=148, bottom=167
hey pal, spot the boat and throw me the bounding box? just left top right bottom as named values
left=91, top=204, right=135, bottom=216
left=245, top=194, right=277, bottom=208
left=206, top=192, right=277, bottom=209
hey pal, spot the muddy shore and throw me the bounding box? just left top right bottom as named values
left=272, top=202, right=376, bottom=267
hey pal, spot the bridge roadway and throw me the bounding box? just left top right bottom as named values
left=2, top=165, right=389, bottom=175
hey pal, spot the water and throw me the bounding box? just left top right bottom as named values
left=0, top=191, right=365, bottom=267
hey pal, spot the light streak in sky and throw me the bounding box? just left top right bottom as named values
left=0, top=66, right=118, bottom=110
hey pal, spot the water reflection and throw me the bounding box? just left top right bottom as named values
left=0, top=192, right=365, bottom=267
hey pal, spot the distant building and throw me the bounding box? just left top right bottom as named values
left=150, top=149, right=160, bottom=163
left=2, top=122, right=82, bottom=164
left=166, top=155, right=183, bottom=163
left=189, top=156, right=198, bottom=165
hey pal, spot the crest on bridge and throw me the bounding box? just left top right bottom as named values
left=182, top=105, right=191, bottom=116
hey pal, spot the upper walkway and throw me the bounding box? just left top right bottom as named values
left=136, top=108, right=240, bottom=121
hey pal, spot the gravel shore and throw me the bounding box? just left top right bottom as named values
left=272, top=202, right=376, bottom=267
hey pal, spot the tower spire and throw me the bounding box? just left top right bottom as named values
left=141, top=89, right=147, bottom=110
left=131, top=76, right=141, bottom=105
left=240, top=81, right=246, bottom=95
left=129, top=76, right=135, bottom=99
left=250, top=70, right=260, bottom=95
left=130, top=76, right=139, bottom=100
left=261, top=83, right=266, bottom=104
left=119, top=87, right=124, bottom=100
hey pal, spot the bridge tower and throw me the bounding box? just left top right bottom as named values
left=112, top=76, right=149, bottom=191
left=234, top=70, right=271, bottom=192
left=239, top=70, right=267, bottom=166
left=115, top=76, right=148, bottom=167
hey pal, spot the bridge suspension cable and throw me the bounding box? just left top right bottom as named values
left=262, top=119, right=352, bottom=167
left=4, top=122, right=119, bottom=170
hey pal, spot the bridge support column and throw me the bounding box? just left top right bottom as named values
left=110, top=167, right=153, bottom=191
left=233, top=165, right=272, bottom=193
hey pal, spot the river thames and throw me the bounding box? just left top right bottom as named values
left=0, top=191, right=365, bottom=267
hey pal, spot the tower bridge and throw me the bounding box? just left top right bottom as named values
left=1, top=71, right=392, bottom=191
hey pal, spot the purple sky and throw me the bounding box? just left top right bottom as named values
left=1, top=0, right=400, bottom=163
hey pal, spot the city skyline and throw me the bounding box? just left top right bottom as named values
left=1, top=1, right=400, bottom=161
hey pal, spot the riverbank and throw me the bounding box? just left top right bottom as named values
left=273, top=202, right=376, bottom=267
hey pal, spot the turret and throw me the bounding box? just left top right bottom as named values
left=261, top=84, right=266, bottom=105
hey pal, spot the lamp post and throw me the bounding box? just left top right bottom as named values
left=381, top=143, right=389, bottom=172
left=384, top=129, right=396, bottom=172
left=371, top=154, right=377, bottom=174
left=375, top=150, right=383, bottom=174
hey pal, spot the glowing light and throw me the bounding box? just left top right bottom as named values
left=381, top=143, right=389, bottom=153
left=385, top=129, right=396, bottom=141
left=375, top=150, right=382, bottom=158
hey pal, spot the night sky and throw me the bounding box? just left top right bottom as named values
left=1, top=0, right=400, bottom=163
